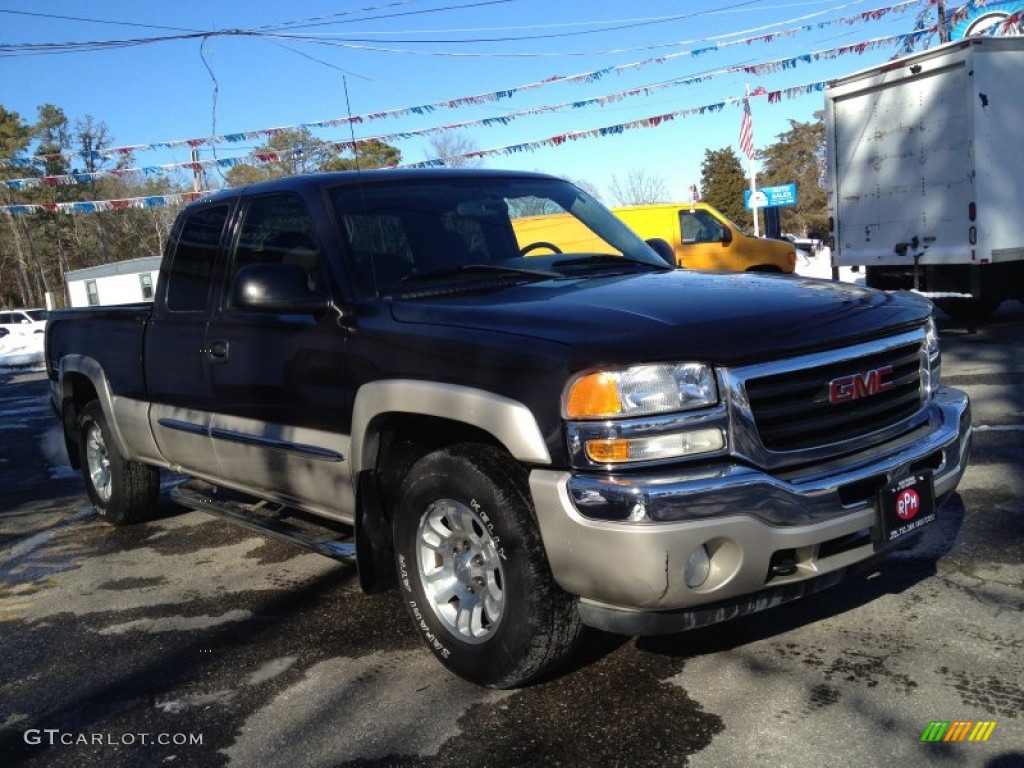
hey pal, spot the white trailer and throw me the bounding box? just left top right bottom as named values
left=65, top=256, right=161, bottom=308
left=826, top=37, right=1024, bottom=320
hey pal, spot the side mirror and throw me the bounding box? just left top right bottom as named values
left=645, top=238, right=677, bottom=267
left=721, top=228, right=733, bottom=246
left=229, top=263, right=331, bottom=314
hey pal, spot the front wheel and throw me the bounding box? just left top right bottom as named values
left=78, top=401, right=159, bottom=525
left=393, top=444, right=581, bottom=688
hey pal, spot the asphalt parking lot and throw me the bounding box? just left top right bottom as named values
left=1, top=304, right=1022, bottom=768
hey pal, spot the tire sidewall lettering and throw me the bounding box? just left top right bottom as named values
left=407, top=598, right=451, bottom=659
left=392, top=446, right=576, bottom=686
left=397, top=553, right=412, bottom=593
left=470, top=497, right=507, bottom=561
left=398, top=555, right=453, bottom=659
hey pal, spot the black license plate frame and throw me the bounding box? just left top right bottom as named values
left=875, top=472, right=937, bottom=547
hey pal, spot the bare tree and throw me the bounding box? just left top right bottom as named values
left=567, top=177, right=604, bottom=203
left=427, top=130, right=483, bottom=168
left=74, top=114, right=116, bottom=173
left=609, top=169, right=669, bottom=205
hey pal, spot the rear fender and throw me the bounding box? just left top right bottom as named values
left=57, top=356, right=131, bottom=460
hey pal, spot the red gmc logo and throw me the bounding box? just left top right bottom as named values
left=828, top=364, right=895, bottom=404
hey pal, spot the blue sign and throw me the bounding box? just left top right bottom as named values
left=744, top=183, right=797, bottom=209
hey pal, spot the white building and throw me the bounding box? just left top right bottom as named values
left=65, top=256, right=161, bottom=307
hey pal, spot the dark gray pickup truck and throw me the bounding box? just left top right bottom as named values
left=47, top=169, right=972, bottom=687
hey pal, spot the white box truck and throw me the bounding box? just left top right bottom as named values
left=825, top=37, right=1024, bottom=320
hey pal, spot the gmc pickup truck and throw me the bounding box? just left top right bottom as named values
left=47, top=169, right=972, bottom=688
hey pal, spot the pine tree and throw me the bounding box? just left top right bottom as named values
left=700, top=148, right=749, bottom=226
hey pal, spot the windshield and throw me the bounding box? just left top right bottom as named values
left=329, top=176, right=667, bottom=297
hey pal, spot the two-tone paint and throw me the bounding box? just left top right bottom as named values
left=47, top=169, right=971, bottom=634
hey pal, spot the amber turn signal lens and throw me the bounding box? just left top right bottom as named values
left=583, top=439, right=631, bottom=463
left=566, top=373, right=622, bottom=419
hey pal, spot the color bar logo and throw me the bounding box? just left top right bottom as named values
left=921, top=721, right=997, bottom=743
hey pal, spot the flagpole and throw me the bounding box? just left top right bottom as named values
left=745, top=84, right=760, bottom=237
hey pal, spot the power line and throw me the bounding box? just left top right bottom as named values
left=262, top=0, right=762, bottom=42
left=1, top=23, right=930, bottom=177
left=254, top=0, right=517, bottom=32
left=264, top=1, right=766, bottom=47
left=0, top=0, right=873, bottom=57
left=0, top=8, right=202, bottom=33
left=256, top=0, right=909, bottom=57
left=1, top=2, right=924, bottom=167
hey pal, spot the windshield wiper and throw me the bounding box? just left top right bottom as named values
left=553, top=254, right=672, bottom=271
left=401, top=263, right=561, bottom=285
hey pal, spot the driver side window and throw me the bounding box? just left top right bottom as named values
left=680, top=211, right=724, bottom=244
left=226, top=194, right=322, bottom=307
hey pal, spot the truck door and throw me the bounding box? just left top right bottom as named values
left=146, top=202, right=230, bottom=474
left=204, top=193, right=354, bottom=521
left=678, top=208, right=735, bottom=270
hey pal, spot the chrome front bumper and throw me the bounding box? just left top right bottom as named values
left=529, top=387, right=971, bottom=635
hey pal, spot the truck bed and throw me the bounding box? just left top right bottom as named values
left=46, top=304, right=153, bottom=403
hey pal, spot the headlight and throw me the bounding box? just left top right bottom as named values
left=564, top=363, right=717, bottom=419
left=924, top=316, right=942, bottom=394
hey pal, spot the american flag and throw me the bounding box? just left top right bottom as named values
left=739, top=98, right=755, bottom=160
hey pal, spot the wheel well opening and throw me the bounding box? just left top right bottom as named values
left=66, top=373, right=99, bottom=414
left=61, top=373, right=100, bottom=469
left=369, top=414, right=505, bottom=514
left=355, top=414, right=507, bottom=594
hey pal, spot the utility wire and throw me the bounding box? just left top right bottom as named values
left=0, top=8, right=203, bottom=33
left=0, top=0, right=860, bottom=56
left=253, top=0, right=516, bottom=32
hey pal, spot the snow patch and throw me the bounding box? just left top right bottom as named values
left=99, top=610, right=254, bottom=635
left=794, top=247, right=865, bottom=285
left=247, top=656, right=298, bottom=686
left=155, top=690, right=236, bottom=714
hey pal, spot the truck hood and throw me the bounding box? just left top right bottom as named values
left=389, top=270, right=932, bottom=367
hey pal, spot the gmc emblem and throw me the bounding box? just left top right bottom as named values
left=828, top=364, right=894, bottom=404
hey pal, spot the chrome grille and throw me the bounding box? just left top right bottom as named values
left=744, top=341, right=924, bottom=452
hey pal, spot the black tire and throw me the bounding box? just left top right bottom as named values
left=393, top=444, right=581, bottom=688
left=78, top=400, right=159, bottom=526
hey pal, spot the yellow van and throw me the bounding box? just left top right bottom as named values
left=612, top=203, right=796, bottom=272
left=510, top=203, right=796, bottom=273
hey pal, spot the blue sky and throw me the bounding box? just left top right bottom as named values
left=0, top=1, right=994, bottom=203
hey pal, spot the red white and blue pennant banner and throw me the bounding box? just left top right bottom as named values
left=0, top=1, right=923, bottom=170
left=1, top=191, right=210, bottom=216
left=3, top=29, right=931, bottom=190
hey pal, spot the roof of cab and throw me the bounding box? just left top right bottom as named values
left=189, top=167, right=563, bottom=207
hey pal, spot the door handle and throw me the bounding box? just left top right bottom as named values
left=207, top=339, right=229, bottom=362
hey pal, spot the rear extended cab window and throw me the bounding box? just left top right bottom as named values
left=165, top=204, right=231, bottom=312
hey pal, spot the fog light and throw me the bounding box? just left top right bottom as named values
left=684, top=545, right=711, bottom=588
